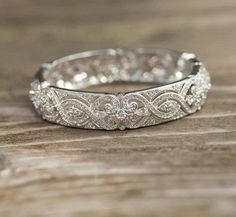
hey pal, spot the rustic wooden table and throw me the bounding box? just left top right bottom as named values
left=0, top=1, right=236, bottom=217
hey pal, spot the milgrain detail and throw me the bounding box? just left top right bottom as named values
left=29, top=49, right=211, bottom=130
left=29, top=70, right=211, bottom=130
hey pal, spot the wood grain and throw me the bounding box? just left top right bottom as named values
left=0, top=0, right=236, bottom=217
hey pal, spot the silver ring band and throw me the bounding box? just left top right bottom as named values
left=29, top=48, right=211, bottom=130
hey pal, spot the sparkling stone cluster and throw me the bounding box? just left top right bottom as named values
left=29, top=49, right=211, bottom=130
left=29, top=80, right=56, bottom=119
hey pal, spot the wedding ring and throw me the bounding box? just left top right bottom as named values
left=29, top=48, right=211, bottom=130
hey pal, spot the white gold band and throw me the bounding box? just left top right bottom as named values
left=29, top=48, right=211, bottom=130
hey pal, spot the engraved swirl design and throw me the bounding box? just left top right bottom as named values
left=30, top=70, right=211, bottom=130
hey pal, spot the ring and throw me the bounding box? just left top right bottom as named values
left=29, top=48, right=211, bottom=130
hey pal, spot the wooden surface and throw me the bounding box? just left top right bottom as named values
left=0, top=1, right=236, bottom=217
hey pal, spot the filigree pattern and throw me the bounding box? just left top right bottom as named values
left=30, top=69, right=211, bottom=130
left=29, top=49, right=211, bottom=130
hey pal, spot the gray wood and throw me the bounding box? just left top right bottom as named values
left=0, top=0, right=236, bottom=216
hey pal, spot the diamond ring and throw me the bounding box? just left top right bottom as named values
left=29, top=48, right=211, bottom=130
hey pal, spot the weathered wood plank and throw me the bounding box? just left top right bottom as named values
left=0, top=0, right=236, bottom=217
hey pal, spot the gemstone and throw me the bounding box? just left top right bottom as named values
left=186, top=96, right=195, bottom=106
left=104, top=103, right=114, bottom=114
left=116, top=110, right=127, bottom=120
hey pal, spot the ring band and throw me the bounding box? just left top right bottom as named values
left=29, top=48, right=211, bottom=130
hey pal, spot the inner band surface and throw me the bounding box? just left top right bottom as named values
left=42, top=48, right=194, bottom=90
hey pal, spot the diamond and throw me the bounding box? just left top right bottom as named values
left=116, top=110, right=127, bottom=120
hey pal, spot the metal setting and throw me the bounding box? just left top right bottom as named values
left=29, top=48, right=211, bottom=130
